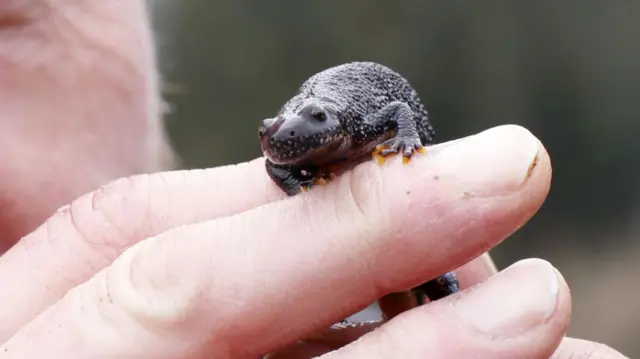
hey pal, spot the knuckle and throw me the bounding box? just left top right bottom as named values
left=344, top=162, right=389, bottom=223
left=100, top=234, right=202, bottom=331
left=35, top=169, right=205, bottom=284
left=39, top=174, right=156, bottom=274
left=67, top=236, right=204, bottom=350
left=36, top=171, right=198, bottom=284
left=84, top=174, right=153, bottom=251
left=337, top=163, right=397, bottom=280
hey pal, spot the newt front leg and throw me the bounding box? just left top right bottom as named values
left=358, top=101, right=427, bottom=165
left=265, top=160, right=337, bottom=195
left=265, top=160, right=318, bottom=196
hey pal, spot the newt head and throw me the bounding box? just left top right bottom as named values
left=259, top=100, right=346, bottom=165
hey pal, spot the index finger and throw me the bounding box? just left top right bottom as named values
left=0, top=125, right=551, bottom=358
left=0, top=132, right=496, bottom=342
left=0, top=157, right=287, bottom=340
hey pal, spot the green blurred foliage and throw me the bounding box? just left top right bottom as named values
left=150, top=1, right=640, bottom=355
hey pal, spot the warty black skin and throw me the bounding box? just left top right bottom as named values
left=258, top=61, right=459, bottom=306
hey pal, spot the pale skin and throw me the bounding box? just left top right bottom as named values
left=0, top=1, right=629, bottom=358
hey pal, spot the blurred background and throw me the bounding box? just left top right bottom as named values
left=149, top=1, right=640, bottom=355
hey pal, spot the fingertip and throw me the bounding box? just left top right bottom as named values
left=447, top=258, right=566, bottom=339
left=324, top=258, right=572, bottom=359
left=342, top=126, right=552, bottom=291
left=425, top=125, right=550, bottom=197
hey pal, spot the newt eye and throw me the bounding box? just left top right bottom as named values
left=311, top=109, right=326, bottom=122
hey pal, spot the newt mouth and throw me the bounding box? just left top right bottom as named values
left=261, top=140, right=316, bottom=165
left=259, top=114, right=344, bottom=165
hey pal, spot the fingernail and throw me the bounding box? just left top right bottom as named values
left=430, top=125, right=540, bottom=196
left=453, top=258, right=559, bottom=337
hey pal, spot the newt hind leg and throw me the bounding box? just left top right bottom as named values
left=412, top=271, right=460, bottom=304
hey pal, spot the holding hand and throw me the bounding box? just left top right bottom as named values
left=0, top=2, right=627, bottom=358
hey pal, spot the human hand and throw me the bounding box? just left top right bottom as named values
left=0, top=1, right=628, bottom=358
left=0, top=122, right=626, bottom=358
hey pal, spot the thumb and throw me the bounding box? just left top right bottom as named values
left=270, top=259, right=572, bottom=359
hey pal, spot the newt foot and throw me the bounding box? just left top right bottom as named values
left=372, top=141, right=427, bottom=165
left=300, top=170, right=337, bottom=192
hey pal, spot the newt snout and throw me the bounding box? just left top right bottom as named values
left=259, top=115, right=310, bottom=164
left=259, top=108, right=342, bottom=165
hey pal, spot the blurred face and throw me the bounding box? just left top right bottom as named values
left=0, top=10, right=172, bottom=252
left=0, top=78, right=172, bottom=252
